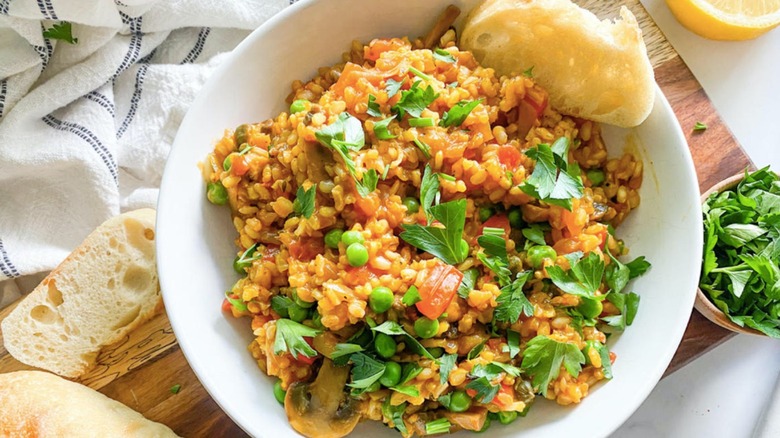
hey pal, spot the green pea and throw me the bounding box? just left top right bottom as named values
left=287, top=303, right=309, bottom=323
left=497, top=411, right=518, bottom=425
left=448, top=390, right=472, bottom=413
left=206, top=182, right=228, bottom=205
left=293, top=290, right=315, bottom=309
left=366, top=380, right=381, bottom=393
left=527, top=245, right=557, bottom=269
left=414, top=317, right=439, bottom=339
left=346, top=243, right=369, bottom=267
left=587, top=169, right=606, bottom=186
left=578, top=297, right=603, bottom=319
left=222, top=154, right=234, bottom=171
left=290, top=99, right=308, bottom=114
left=478, top=205, right=495, bottom=222
left=324, top=229, right=344, bottom=249
left=273, top=379, right=286, bottom=405
left=234, top=124, right=248, bottom=147
left=379, top=361, right=402, bottom=387
left=402, top=197, right=421, bottom=214
left=341, top=230, right=365, bottom=246
left=508, top=207, right=524, bottom=229
left=374, top=333, right=397, bottom=359
left=428, top=347, right=445, bottom=359
left=459, top=239, right=469, bottom=260
left=477, top=413, right=492, bottom=433
left=369, top=286, right=394, bottom=313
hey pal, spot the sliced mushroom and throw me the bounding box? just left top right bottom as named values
left=285, top=358, right=360, bottom=438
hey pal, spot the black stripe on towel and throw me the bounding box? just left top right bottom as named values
left=84, top=91, right=116, bottom=117
left=116, top=63, right=148, bottom=139
left=0, top=79, right=7, bottom=119
left=181, top=27, right=211, bottom=64
left=114, top=13, right=143, bottom=78
left=42, top=115, right=119, bottom=184
left=0, top=0, right=10, bottom=15
left=0, top=239, right=20, bottom=278
left=36, top=0, right=58, bottom=19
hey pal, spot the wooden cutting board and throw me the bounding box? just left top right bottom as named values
left=0, top=1, right=752, bottom=436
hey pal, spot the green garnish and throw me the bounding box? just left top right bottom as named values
left=602, top=291, right=641, bottom=330
left=438, top=353, right=457, bottom=384
left=372, top=321, right=434, bottom=359
left=506, top=330, right=521, bottom=358
left=425, top=418, right=452, bottom=435
left=409, top=117, right=436, bottom=128
left=494, top=271, right=533, bottom=324
left=464, top=362, right=520, bottom=403
left=347, top=352, right=386, bottom=389
left=392, top=81, right=439, bottom=119
left=700, top=167, right=780, bottom=338
left=224, top=291, right=248, bottom=312
left=385, top=78, right=406, bottom=99
left=466, top=340, right=486, bottom=360
left=520, top=335, right=585, bottom=397
left=400, top=362, right=423, bottom=384
left=402, top=285, right=422, bottom=306
left=233, top=243, right=260, bottom=273
left=382, top=398, right=409, bottom=435
left=400, top=199, right=468, bottom=265
left=408, top=66, right=434, bottom=82
left=457, top=268, right=479, bottom=299
left=420, top=164, right=440, bottom=221
left=292, top=185, right=316, bottom=219
left=272, top=319, right=322, bottom=360
left=315, top=112, right=365, bottom=151
left=433, top=48, right=457, bottom=63
left=170, top=384, right=182, bottom=394
left=522, top=224, right=549, bottom=247
left=477, top=228, right=534, bottom=323
left=43, top=22, right=78, bottom=44
left=367, top=94, right=382, bottom=117
left=413, top=137, right=432, bottom=159
left=520, top=138, right=584, bottom=210
left=390, top=385, right=420, bottom=397
left=439, top=99, right=482, bottom=128
left=356, top=169, right=379, bottom=198
left=522, top=66, right=535, bottom=78
left=693, top=121, right=707, bottom=132
left=270, top=295, right=294, bottom=317
left=331, top=343, right=365, bottom=359
left=373, top=116, right=397, bottom=140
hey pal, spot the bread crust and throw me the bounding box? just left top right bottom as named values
left=461, top=0, right=655, bottom=127
left=1, top=209, right=161, bottom=378
left=0, top=370, right=178, bottom=437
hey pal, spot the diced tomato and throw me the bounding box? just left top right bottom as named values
left=295, top=337, right=319, bottom=365
left=596, top=228, right=609, bottom=251
left=221, top=298, right=232, bottom=313
left=345, top=265, right=379, bottom=286
left=231, top=155, right=249, bottom=176
left=492, top=384, right=515, bottom=409
left=263, top=245, right=280, bottom=263
left=288, top=237, right=325, bottom=262
left=415, top=261, right=464, bottom=319
left=497, top=145, right=523, bottom=168
left=480, top=214, right=511, bottom=237
left=332, top=62, right=386, bottom=96
left=487, top=337, right=505, bottom=352
left=524, top=92, right=548, bottom=118
left=364, top=38, right=409, bottom=61
left=609, top=351, right=617, bottom=364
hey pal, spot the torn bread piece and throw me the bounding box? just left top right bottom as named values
left=1, top=209, right=161, bottom=378
left=461, top=0, right=655, bottom=127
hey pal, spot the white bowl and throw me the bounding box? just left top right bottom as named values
left=157, top=0, right=703, bottom=436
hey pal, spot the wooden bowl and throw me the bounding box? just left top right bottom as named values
left=695, top=172, right=766, bottom=337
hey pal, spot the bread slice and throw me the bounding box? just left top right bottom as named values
left=1, top=209, right=161, bottom=378
left=461, top=0, right=655, bottom=127
left=0, top=370, right=179, bottom=437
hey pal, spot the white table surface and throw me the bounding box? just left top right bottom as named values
left=615, top=2, right=780, bottom=437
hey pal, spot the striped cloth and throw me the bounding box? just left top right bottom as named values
left=0, top=0, right=290, bottom=293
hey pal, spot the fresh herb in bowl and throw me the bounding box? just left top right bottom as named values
left=699, top=167, right=780, bottom=338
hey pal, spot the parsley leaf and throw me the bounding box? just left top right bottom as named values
left=386, top=78, right=406, bottom=99
left=626, top=256, right=652, bottom=279
left=547, top=252, right=604, bottom=298
left=372, top=321, right=434, bottom=359
left=520, top=139, right=584, bottom=210
left=420, top=164, right=440, bottom=220
left=331, top=343, right=364, bottom=359
left=495, top=271, right=534, bottom=323
left=467, top=340, right=486, bottom=360
left=43, top=22, right=78, bottom=44
left=693, top=121, right=707, bottom=132
left=356, top=169, right=379, bottom=198
left=273, top=319, right=322, bottom=359
left=315, top=112, right=365, bottom=151
left=224, top=291, right=248, bottom=312
left=382, top=398, right=408, bottom=435
left=292, top=185, right=316, bottom=218
left=520, top=336, right=585, bottom=396
left=477, top=227, right=508, bottom=262
left=400, top=199, right=468, bottom=265
left=373, top=116, right=397, bottom=140
left=392, top=81, right=439, bottom=119
left=400, top=362, right=424, bottom=384
left=439, top=99, right=482, bottom=128
left=433, top=48, right=456, bottom=63
left=438, top=353, right=457, bottom=384
left=170, top=384, right=181, bottom=394
left=464, top=362, right=520, bottom=403
left=506, top=330, right=521, bottom=358
left=458, top=268, right=479, bottom=299
left=367, top=94, right=382, bottom=117
left=465, top=377, right=499, bottom=403
left=413, top=137, right=432, bottom=159
left=522, top=66, right=535, bottom=78
left=391, top=385, right=420, bottom=397
left=603, top=291, right=641, bottom=330
left=592, top=341, right=613, bottom=379
left=348, top=352, right=386, bottom=389
left=271, top=295, right=293, bottom=316
left=402, top=285, right=422, bottom=306
left=522, top=224, right=548, bottom=247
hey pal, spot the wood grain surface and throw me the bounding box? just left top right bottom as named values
left=0, top=1, right=752, bottom=436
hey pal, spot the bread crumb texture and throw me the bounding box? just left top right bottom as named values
left=1, top=209, right=161, bottom=378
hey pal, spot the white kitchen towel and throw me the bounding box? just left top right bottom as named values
left=0, top=0, right=290, bottom=284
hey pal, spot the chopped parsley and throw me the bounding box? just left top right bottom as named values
left=400, top=199, right=468, bottom=265
left=603, top=291, right=641, bottom=330
left=400, top=362, right=424, bottom=384
left=347, top=352, right=386, bottom=389
left=270, top=295, right=293, bottom=316
left=477, top=228, right=533, bottom=322
left=520, top=335, right=585, bottom=396
left=390, top=385, right=420, bottom=397
left=465, top=362, right=520, bottom=403
left=272, top=319, right=321, bottom=360
left=315, top=112, right=364, bottom=151
left=438, top=353, right=457, bottom=384
left=356, top=169, right=379, bottom=198
left=392, top=81, right=439, bottom=119
left=522, top=66, right=535, bottom=78
left=457, top=268, right=479, bottom=299
left=546, top=252, right=604, bottom=299
left=382, top=398, right=409, bottom=435
left=402, top=285, right=422, bottom=306
left=224, top=291, right=248, bottom=312
left=494, top=271, right=534, bottom=324
left=372, top=321, right=434, bottom=359
left=693, top=121, right=707, bottom=132
left=506, top=330, right=521, bottom=358
left=373, top=116, right=396, bottom=140
left=331, top=343, right=364, bottom=359
left=466, top=340, right=486, bottom=360
left=522, top=224, right=549, bottom=247
left=439, top=99, right=482, bottom=128
left=520, top=138, right=584, bottom=210
left=386, top=78, right=406, bottom=99
left=170, top=384, right=181, bottom=394
left=433, top=48, right=457, bottom=64
left=234, top=243, right=260, bottom=273
left=367, top=94, right=382, bottom=117
left=43, top=22, right=78, bottom=44
left=408, top=66, right=434, bottom=82
left=425, top=418, right=452, bottom=435
left=292, top=185, right=316, bottom=218
left=413, top=137, right=432, bottom=159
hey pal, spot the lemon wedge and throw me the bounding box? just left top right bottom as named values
left=666, top=0, right=780, bottom=40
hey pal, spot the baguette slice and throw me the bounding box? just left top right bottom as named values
left=1, top=209, right=161, bottom=378
left=461, top=0, right=655, bottom=127
left=0, top=370, right=178, bottom=437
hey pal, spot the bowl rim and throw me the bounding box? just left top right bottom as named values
left=695, top=171, right=766, bottom=337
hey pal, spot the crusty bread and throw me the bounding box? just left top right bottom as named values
left=1, top=209, right=161, bottom=378
left=461, top=0, right=655, bottom=127
left=0, top=370, right=178, bottom=437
